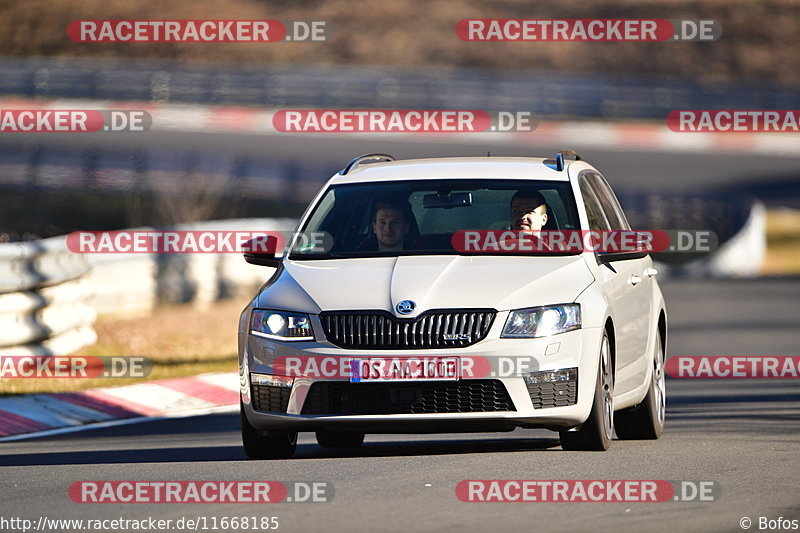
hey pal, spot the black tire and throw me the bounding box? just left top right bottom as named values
left=560, top=331, right=614, bottom=451
left=614, top=334, right=666, bottom=439
left=240, top=403, right=297, bottom=459
left=315, top=430, right=365, bottom=448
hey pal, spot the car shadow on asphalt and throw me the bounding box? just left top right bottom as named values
left=293, top=437, right=563, bottom=460
left=0, top=436, right=563, bottom=466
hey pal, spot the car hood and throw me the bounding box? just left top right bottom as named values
left=257, top=255, right=595, bottom=316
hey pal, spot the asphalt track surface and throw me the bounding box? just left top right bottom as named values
left=1, top=278, right=799, bottom=533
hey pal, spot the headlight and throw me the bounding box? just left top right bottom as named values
left=251, top=309, right=314, bottom=341
left=501, top=304, right=581, bottom=338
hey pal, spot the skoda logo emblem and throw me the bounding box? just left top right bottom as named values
left=396, top=300, right=416, bottom=315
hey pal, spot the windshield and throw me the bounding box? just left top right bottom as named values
left=289, top=179, right=582, bottom=259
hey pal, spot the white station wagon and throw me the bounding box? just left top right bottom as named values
left=239, top=152, right=667, bottom=458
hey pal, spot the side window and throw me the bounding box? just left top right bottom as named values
left=585, top=172, right=631, bottom=231
left=579, top=178, right=611, bottom=231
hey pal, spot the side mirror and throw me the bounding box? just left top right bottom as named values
left=243, top=235, right=281, bottom=268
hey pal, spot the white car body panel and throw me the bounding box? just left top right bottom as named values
left=261, top=255, right=595, bottom=316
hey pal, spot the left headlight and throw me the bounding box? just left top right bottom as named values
left=251, top=309, right=314, bottom=341
left=501, top=304, right=581, bottom=338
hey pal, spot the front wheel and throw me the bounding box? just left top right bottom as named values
left=614, top=334, right=666, bottom=439
left=241, top=403, right=297, bottom=459
left=560, top=331, right=614, bottom=451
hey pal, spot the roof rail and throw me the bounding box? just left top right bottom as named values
left=339, top=153, right=396, bottom=175
left=544, top=150, right=582, bottom=171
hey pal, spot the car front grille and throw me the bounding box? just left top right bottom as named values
left=527, top=369, right=578, bottom=409
left=319, top=309, right=496, bottom=349
left=300, top=379, right=515, bottom=415
left=252, top=384, right=291, bottom=413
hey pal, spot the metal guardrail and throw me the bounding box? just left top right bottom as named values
left=1, top=57, right=799, bottom=118
left=0, top=235, right=90, bottom=293
left=0, top=236, right=96, bottom=355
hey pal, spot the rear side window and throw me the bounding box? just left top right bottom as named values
left=582, top=171, right=631, bottom=231
left=579, top=178, right=611, bottom=231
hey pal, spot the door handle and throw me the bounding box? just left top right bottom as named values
left=644, top=267, right=658, bottom=278
left=628, top=275, right=642, bottom=286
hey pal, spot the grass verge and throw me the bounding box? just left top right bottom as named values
left=0, top=297, right=247, bottom=395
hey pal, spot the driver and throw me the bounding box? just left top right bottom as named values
left=358, top=198, right=415, bottom=252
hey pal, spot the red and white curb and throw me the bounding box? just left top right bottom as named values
left=2, top=97, right=799, bottom=156
left=0, top=372, right=239, bottom=441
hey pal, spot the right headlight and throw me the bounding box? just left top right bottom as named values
left=251, top=309, right=314, bottom=341
left=501, top=304, right=581, bottom=338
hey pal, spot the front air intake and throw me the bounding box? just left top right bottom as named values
left=319, top=309, right=496, bottom=349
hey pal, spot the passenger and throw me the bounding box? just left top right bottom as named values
left=510, top=190, right=549, bottom=235
left=507, top=190, right=554, bottom=251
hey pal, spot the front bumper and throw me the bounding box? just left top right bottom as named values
left=240, top=327, right=605, bottom=432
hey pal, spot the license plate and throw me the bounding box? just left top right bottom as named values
left=350, top=357, right=460, bottom=382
